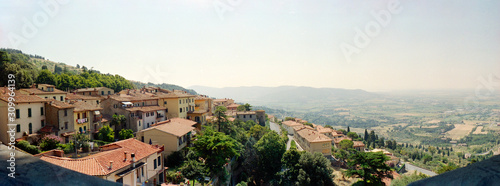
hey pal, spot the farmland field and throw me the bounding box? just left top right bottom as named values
left=445, top=124, right=476, bottom=140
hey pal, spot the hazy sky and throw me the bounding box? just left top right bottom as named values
left=1, top=0, right=499, bottom=91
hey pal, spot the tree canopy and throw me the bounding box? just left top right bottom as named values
left=254, top=131, right=286, bottom=183
left=97, top=125, right=114, bottom=142
left=346, top=151, right=392, bottom=186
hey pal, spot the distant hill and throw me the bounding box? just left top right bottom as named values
left=131, top=81, right=197, bottom=95
left=190, top=85, right=379, bottom=109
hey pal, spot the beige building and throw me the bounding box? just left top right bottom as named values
left=38, top=138, right=165, bottom=185
left=282, top=120, right=304, bottom=134
left=0, top=88, right=48, bottom=144
left=234, top=110, right=266, bottom=126
left=20, top=84, right=67, bottom=102
left=187, top=95, right=213, bottom=126
left=43, top=99, right=75, bottom=143
left=213, top=98, right=234, bottom=108
left=293, top=127, right=332, bottom=156
left=226, top=103, right=240, bottom=112
left=74, top=87, right=114, bottom=97
left=135, top=118, right=196, bottom=158
left=100, top=89, right=167, bottom=132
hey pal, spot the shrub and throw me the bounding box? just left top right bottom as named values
left=16, top=140, right=41, bottom=154
left=40, top=134, right=63, bottom=151
left=167, top=151, right=185, bottom=168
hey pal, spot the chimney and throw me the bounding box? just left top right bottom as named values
left=109, top=161, right=113, bottom=169
left=131, top=153, right=136, bottom=162
left=124, top=151, right=128, bottom=161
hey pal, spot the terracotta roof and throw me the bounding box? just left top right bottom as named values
left=236, top=111, right=256, bottom=115
left=315, top=125, right=334, bottom=134
left=0, top=89, right=48, bottom=103
left=40, top=126, right=56, bottom=133
left=66, top=93, right=101, bottom=100
left=20, top=87, right=66, bottom=95
left=74, top=87, right=112, bottom=92
left=141, top=118, right=195, bottom=137
left=353, top=141, right=365, bottom=147
left=188, top=110, right=210, bottom=114
left=108, top=90, right=160, bottom=102
left=227, top=103, right=240, bottom=108
left=39, top=139, right=161, bottom=176
left=282, top=120, right=304, bottom=128
left=71, top=101, right=102, bottom=112
left=158, top=91, right=195, bottom=99
left=46, top=99, right=74, bottom=109
left=124, top=106, right=165, bottom=112
left=194, top=95, right=210, bottom=100
left=333, top=136, right=353, bottom=144
left=296, top=128, right=333, bottom=143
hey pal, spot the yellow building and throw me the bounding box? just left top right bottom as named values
left=294, top=127, right=332, bottom=156
left=71, top=101, right=103, bottom=139
left=135, top=118, right=196, bottom=158
left=157, top=90, right=195, bottom=119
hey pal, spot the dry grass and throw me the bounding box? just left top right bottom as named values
left=332, top=167, right=359, bottom=186
left=394, top=113, right=420, bottom=116
left=445, top=124, right=475, bottom=140
left=472, top=126, right=488, bottom=134
left=425, top=119, right=441, bottom=124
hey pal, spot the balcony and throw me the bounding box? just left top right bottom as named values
left=77, top=118, right=88, bottom=124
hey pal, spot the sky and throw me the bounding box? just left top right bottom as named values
left=1, top=0, right=499, bottom=92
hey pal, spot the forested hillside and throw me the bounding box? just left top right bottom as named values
left=0, top=48, right=194, bottom=93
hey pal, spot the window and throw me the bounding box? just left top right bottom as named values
left=89, top=92, right=92, bottom=96
left=101, top=91, right=104, bottom=95
left=53, top=96, right=56, bottom=100
left=114, top=104, right=117, bottom=108
left=108, top=91, right=111, bottom=95
left=154, top=159, right=157, bottom=169
left=165, top=109, right=168, bottom=113
left=157, top=156, right=161, bottom=167
left=179, top=100, right=181, bottom=104
left=250, top=115, right=252, bottom=118
left=131, top=113, right=134, bottom=117
left=243, top=115, right=246, bottom=118
left=28, top=108, right=32, bottom=117
left=146, top=113, right=149, bottom=117
left=16, top=124, right=20, bottom=133
left=96, top=100, right=99, bottom=104
left=64, top=109, right=68, bottom=116
left=180, top=108, right=182, bottom=113
left=82, top=92, right=85, bottom=95
left=65, top=122, right=68, bottom=129
left=16, top=109, right=20, bottom=119
left=141, top=136, right=144, bottom=142
left=60, top=96, right=63, bottom=101
left=41, top=120, right=45, bottom=127
left=79, top=127, right=83, bottom=133
left=151, top=112, right=154, bottom=116
left=29, top=123, right=32, bottom=134
left=84, top=126, right=87, bottom=132
left=41, top=107, right=44, bottom=116
left=164, top=101, right=167, bottom=105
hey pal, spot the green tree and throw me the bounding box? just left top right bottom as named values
left=111, top=114, right=126, bottom=128
left=254, top=131, right=286, bottom=183
left=180, top=158, right=207, bottom=186
left=339, top=139, right=354, bottom=151
left=97, top=125, right=114, bottom=142
left=237, top=105, right=246, bottom=111
left=243, top=103, right=252, bottom=111
left=214, top=106, right=228, bottom=132
left=347, top=132, right=358, bottom=139
left=428, top=146, right=437, bottom=156
left=192, top=128, right=241, bottom=177
left=248, top=124, right=269, bottom=140
left=364, top=129, right=369, bottom=141
left=297, top=152, right=334, bottom=186
left=40, top=134, right=63, bottom=151
left=281, top=148, right=302, bottom=185
left=346, top=151, right=392, bottom=186
left=437, top=162, right=459, bottom=174
left=41, top=65, right=48, bottom=70
left=118, top=129, right=134, bottom=140
left=347, top=126, right=350, bottom=132
left=390, top=172, right=428, bottom=186
left=423, top=154, right=433, bottom=164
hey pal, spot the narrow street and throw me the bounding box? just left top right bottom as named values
left=269, top=121, right=303, bottom=151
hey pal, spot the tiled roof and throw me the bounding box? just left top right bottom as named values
left=66, top=93, right=101, bottom=100
left=315, top=125, right=334, bottom=134
left=142, top=118, right=195, bottom=137
left=227, top=103, right=240, bottom=108
left=75, top=87, right=111, bottom=92
left=47, top=99, right=74, bottom=109
left=353, top=141, right=365, bottom=147
left=0, top=88, right=47, bottom=103
left=158, top=91, right=195, bottom=99
left=236, top=111, right=256, bottom=115
left=20, top=87, right=66, bottom=95
left=194, top=95, right=210, bottom=100
left=282, top=120, right=304, bottom=128
left=296, top=128, right=333, bottom=143
left=333, top=136, right=352, bottom=144
left=124, top=106, right=165, bottom=112
left=39, top=139, right=161, bottom=176
left=71, top=101, right=102, bottom=112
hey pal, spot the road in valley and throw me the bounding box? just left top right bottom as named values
left=404, top=162, right=438, bottom=177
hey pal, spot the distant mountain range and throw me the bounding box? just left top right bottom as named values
left=190, top=85, right=379, bottom=108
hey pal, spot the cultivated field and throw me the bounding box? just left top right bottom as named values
left=445, top=124, right=476, bottom=140
left=472, top=126, right=488, bottom=134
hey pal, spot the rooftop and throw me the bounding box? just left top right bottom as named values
left=20, top=87, right=66, bottom=95
left=38, top=138, right=161, bottom=176
left=296, top=128, right=333, bottom=143
left=66, top=93, right=102, bottom=100
left=46, top=99, right=74, bottom=109
left=124, top=105, right=165, bottom=112
left=71, top=101, right=103, bottom=112
left=0, top=88, right=48, bottom=103
left=74, top=87, right=112, bottom=92
left=282, top=120, right=304, bottom=128
left=142, top=118, right=196, bottom=137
